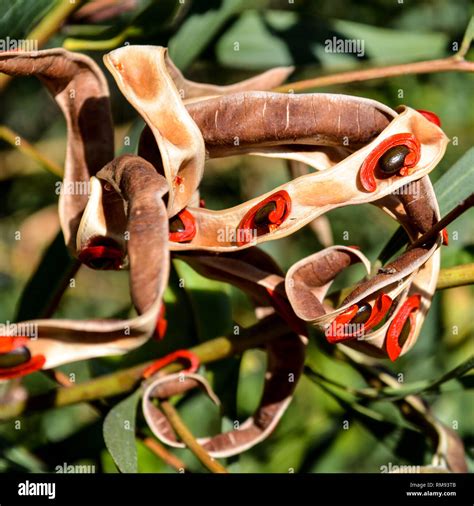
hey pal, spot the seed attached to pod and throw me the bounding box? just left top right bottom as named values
left=378, top=145, right=410, bottom=175
left=326, top=293, right=393, bottom=343
left=359, top=133, right=421, bottom=192
left=169, top=216, right=185, bottom=234
left=236, top=190, right=291, bottom=246
left=0, top=346, right=31, bottom=369
left=386, top=294, right=421, bottom=361
left=254, top=202, right=277, bottom=226
left=78, top=236, right=124, bottom=270
left=350, top=302, right=372, bottom=324
left=169, top=209, right=196, bottom=243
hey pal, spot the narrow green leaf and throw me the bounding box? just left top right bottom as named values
left=434, top=148, right=474, bottom=216
left=103, top=389, right=141, bottom=473
left=168, top=0, right=260, bottom=70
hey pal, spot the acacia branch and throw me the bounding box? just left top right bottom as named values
left=273, top=56, right=474, bottom=93
left=160, top=401, right=228, bottom=474
left=0, top=126, right=63, bottom=177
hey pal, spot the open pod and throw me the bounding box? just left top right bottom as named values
left=143, top=323, right=304, bottom=459
left=141, top=247, right=307, bottom=457
left=166, top=106, right=447, bottom=251
left=0, top=156, right=169, bottom=377
left=0, top=48, right=114, bottom=250
left=285, top=176, right=443, bottom=360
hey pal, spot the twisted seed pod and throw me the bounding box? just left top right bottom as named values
left=0, top=46, right=451, bottom=459
left=285, top=176, right=442, bottom=360
left=144, top=246, right=305, bottom=458
left=2, top=156, right=169, bottom=372
left=0, top=49, right=114, bottom=250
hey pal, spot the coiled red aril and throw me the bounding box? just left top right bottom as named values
left=169, top=209, right=196, bottom=243
left=237, top=190, right=291, bottom=246
left=0, top=337, right=46, bottom=379
left=0, top=346, right=31, bottom=368
left=386, top=294, right=421, bottom=361
left=360, top=133, right=421, bottom=192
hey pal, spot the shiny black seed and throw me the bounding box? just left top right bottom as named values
left=0, top=346, right=31, bottom=369
left=350, top=302, right=372, bottom=325
left=169, top=216, right=185, bottom=233
left=379, top=145, right=410, bottom=175
left=254, top=202, right=277, bottom=226
left=398, top=318, right=412, bottom=347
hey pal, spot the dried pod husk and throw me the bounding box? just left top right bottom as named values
left=285, top=176, right=443, bottom=360
left=166, top=107, right=447, bottom=251
left=103, top=45, right=206, bottom=217
left=143, top=322, right=304, bottom=459
left=2, top=156, right=169, bottom=373
left=166, top=247, right=306, bottom=457
left=0, top=49, right=114, bottom=250
left=162, top=47, right=294, bottom=101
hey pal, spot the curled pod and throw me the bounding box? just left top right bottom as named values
left=169, top=209, right=196, bottom=243
left=360, top=133, right=421, bottom=192
left=236, top=190, right=291, bottom=246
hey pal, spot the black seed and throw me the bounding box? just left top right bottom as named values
left=254, top=202, right=277, bottom=226
left=350, top=302, right=372, bottom=325
left=0, top=346, right=31, bottom=369
left=169, top=216, right=185, bottom=233
left=379, top=145, right=410, bottom=175
left=398, top=318, right=412, bottom=347
left=87, top=257, right=116, bottom=270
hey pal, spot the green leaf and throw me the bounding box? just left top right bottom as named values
left=169, top=0, right=262, bottom=70
left=103, top=389, right=141, bottom=473
left=0, top=0, right=55, bottom=40
left=15, top=231, right=77, bottom=321
left=216, top=10, right=293, bottom=69
left=434, top=147, right=474, bottom=216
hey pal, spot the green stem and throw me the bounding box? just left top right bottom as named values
left=437, top=263, right=474, bottom=290
left=160, top=401, right=228, bottom=473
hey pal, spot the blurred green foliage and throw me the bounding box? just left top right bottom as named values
left=0, top=0, right=472, bottom=474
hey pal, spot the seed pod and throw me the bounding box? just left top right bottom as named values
left=0, top=346, right=31, bottom=369
left=168, top=209, right=196, bottom=243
